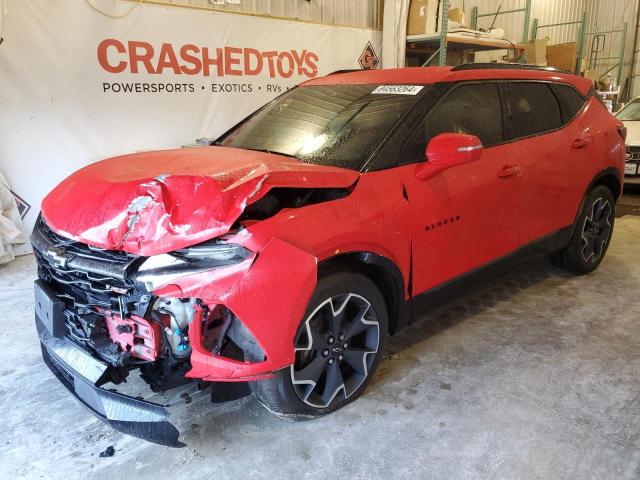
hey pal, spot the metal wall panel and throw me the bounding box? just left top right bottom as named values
left=452, top=0, right=586, bottom=45
left=460, top=0, right=638, bottom=97
left=584, top=0, right=638, bottom=98
left=529, top=0, right=586, bottom=44
left=140, top=0, right=380, bottom=28
left=134, top=1, right=640, bottom=95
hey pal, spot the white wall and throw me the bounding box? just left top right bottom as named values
left=0, top=0, right=382, bottom=253
left=124, top=0, right=381, bottom=28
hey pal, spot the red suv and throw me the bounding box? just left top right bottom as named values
left=32, top=65, right=626, bottom=446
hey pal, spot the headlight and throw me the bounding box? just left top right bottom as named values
left=170, top=241, right=251, bottom=265
left=134, top=240, right=253, bottom=291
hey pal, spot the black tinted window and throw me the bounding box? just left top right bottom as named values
left=219, top=85, right=424, bottom=171
left=552, top=84, right=586, bottom=123
left=425, top=83, right=503, bottom=146
left=505, top=82, right=562, bottom=138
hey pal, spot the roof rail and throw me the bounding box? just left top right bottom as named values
left=327, top=69, right=362, bottom=75
left=451, top=63, right=573, bottom=75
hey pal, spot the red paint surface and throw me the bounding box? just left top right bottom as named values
left=417, top=132, right=483, bottom=179
left=40, top=68, right=625, bottom=381
left=41, top=146, right=358, bottom=256
left=154, top=238, right=318, bottom=381
left=103, top=311, right=161, bottom=362
left=304, top=66, right=594, bottom=95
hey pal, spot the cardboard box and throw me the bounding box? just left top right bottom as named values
left=407, top=0, right=439, bottom=35
left=444, top=50, right=474, bottom=66
left=546, top=42, right=578, bottom=72
left=475, top=50, right=510, bottom=63
left=448, top=7, right=465, bottom=26
left=579, top=58, right=588, bottom=73
left=583, top=69, right=599, bottom=82
left=525, top=39, right=546, bottom=65
left=405, top=49, right=473, bottom=67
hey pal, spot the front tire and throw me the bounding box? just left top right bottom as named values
left=553, top=185, right=615, bottom=274
left=250, top=271, right=388, bottom=419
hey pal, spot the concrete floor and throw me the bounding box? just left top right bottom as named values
left=619, top=185, right=640, bottom=216
left=2, top=217, right=640, bottom=480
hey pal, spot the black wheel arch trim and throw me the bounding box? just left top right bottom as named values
left=569, top=167, right=622, bottom=241
left=588, top=167, right=622, bottom=200
left=317, top=251, right=410, bottom=335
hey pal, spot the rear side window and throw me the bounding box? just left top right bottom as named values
left=552, top=83, right=587, bottom=123
left=504, top=82, right=562, bottom=139
left=425, top=83, right=504, bottom=146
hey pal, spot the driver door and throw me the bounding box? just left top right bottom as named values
left=396, top=82, right=521, bottom=295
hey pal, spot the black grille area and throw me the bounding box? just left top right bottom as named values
left=34, top=216, right=140, bottom=298
left=37, top=216, right=134, bottom=265
left=35, top=252, right=130, bottom=297
left=32, top=216, right=153, bottom=366
left=627, top=146, right=640, bottom=161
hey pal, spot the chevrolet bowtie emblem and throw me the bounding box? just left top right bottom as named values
left=44, top=246, right=71, bottom=268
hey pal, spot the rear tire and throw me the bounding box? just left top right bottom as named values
left=553, top=185, right=615, bottom=275
left=250, top=271, right=388, bottom=419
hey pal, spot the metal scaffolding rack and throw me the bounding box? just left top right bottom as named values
left=584, top=23, right=629, bottom=86
left=406, top=0, right=531, bottom=67
left=530, top=12, right=588, bottom=74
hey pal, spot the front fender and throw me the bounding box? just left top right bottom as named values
left=154, top=237, right=317, bottom=381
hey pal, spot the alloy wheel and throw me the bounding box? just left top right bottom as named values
left=580, top=196, right=612, bottom=264
left=291, top=293, right=380, bottom=408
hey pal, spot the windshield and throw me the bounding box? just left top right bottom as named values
left=218, top=84, right=426, bottom=171
left=616, top=99, right=640, bottom=121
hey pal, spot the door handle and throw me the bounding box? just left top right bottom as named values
left=498, top=165, right=521, bottom=178
left=572, top=134, right=593, bottom=149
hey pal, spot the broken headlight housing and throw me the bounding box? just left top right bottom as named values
left=134, top=240, right=252, bottom=291
left=170, top=241, right=251, bottom=265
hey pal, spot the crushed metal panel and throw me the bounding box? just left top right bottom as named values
left=41, top=146, right=359, bottom=256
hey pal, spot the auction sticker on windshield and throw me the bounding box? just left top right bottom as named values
left=372, top=85, right=423, bottom=95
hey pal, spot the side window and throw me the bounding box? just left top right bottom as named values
left=425, top=84, right=504, bottom=147
left=551, top=83, right=587, bottom=123
left=505, top=82, right=562, bottom=139
left=400, top=83, right=503, bottom=164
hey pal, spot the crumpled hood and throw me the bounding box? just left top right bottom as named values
left=41, top=146, right=359, bottom=256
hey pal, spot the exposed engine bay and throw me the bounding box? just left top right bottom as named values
left=31, top=181, right=348, bottom=400
left=31, top=148, right=355, bottom=445
left=32, top=215, right=253, bottom=393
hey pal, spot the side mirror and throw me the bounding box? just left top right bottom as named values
left=415, top=133, right=483, bottom=180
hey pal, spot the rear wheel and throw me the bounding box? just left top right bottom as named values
left=553, top=185, right=615, bottom=274
left=250, top=271, right=388, bottom=418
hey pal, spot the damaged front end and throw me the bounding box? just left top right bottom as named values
left=31, top=217, right=272, bottom=447
left=31, top=147, right=355, bottom=445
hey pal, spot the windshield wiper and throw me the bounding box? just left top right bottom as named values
left=236, top=147, right=299, bottom=159
left=195, top=137, right=217, bottom=146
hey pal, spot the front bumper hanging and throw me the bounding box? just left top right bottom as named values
left=35, top=280, right=183, bottom=447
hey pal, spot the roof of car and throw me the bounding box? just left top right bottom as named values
left=303, top=65, right=593, bottom=95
